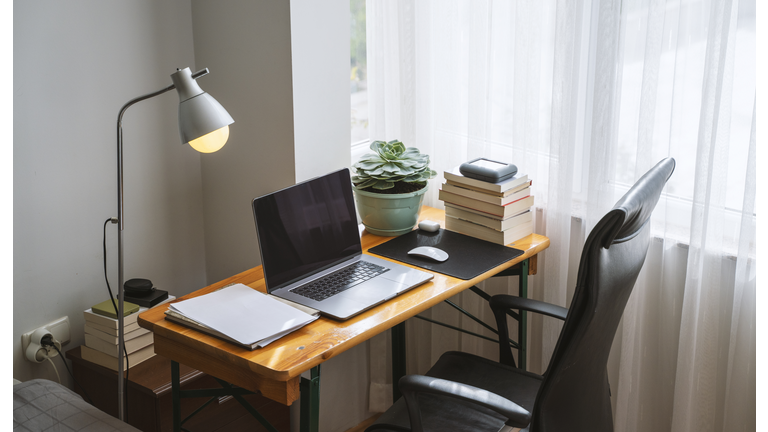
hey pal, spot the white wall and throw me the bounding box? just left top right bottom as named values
left=13, top=1, right=207, bottom=384
left=291, top=0, right=352, bottom=183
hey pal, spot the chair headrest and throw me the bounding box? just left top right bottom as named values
left=600, top=158, right=675, bottom=248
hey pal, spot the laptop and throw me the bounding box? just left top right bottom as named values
left=252, top=168, right=434, bottom=320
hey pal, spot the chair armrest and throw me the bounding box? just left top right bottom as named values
left=490, top=295, right=568, bottom=321
left=490, top=294, right=568, bottom=367
left=399, top=375, right=531, bottom=432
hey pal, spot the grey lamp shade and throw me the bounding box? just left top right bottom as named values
left=171, top=68, right=234, bottom=152
left=178, top=93, right=234, bottom=141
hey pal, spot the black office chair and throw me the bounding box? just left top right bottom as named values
left=366, top=158, right=675, bottom=432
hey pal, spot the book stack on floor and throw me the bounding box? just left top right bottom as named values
left=439, top=168, right=534, bottom=245
left=81, top=296, right=174, bottom=372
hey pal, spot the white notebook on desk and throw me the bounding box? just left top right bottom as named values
left=167, top=284, right=318, bottom=349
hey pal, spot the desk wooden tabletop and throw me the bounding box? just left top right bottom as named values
left=138, top=206, right=549, bottom=406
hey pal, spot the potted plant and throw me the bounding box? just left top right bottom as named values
left=351, top=139, right=437, bottom=236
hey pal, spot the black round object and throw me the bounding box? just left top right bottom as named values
left=124, top=278, right=155, bottom=297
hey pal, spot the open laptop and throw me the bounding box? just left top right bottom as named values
left=252, top=168, right=434, bottom=320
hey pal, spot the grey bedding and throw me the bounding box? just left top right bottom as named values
left=13, top=379, right=140, bottom=432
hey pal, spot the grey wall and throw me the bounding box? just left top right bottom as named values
left=13, top=1, right=207, bottom=384
left=191, top=0, right=297, bottom=284
left=191, top=1, right=372, bottom=430
left=15, top=1, right=370, bottom=430
left=289, top=3, right=370, bottom=431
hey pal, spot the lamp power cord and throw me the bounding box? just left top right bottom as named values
left=103, top=218, right=130, bottom=417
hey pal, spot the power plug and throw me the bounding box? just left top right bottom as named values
left=21, top=317, right=70, bottom=363
left=25, top=328, right=61, bottom=363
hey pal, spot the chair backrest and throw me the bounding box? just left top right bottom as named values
left=531, top=158, right=675, bottom=432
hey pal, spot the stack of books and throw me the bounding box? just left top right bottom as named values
left=439, top=168, right=534, bottom=245
left=81, top=296, right=174, bottom=371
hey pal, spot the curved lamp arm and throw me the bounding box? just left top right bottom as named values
left=112, top=67, right=223, bottom=421
left=115, top=68, right=209, bottom=231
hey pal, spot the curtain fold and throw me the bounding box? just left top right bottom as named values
left=364, top=0, right=755, bottom=430
left=720, top=99, right=756, bottom=430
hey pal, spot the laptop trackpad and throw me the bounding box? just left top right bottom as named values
left=318, top=279, right=403, bottom=320
left=341, top=278, right=403, bottom=304
left=380, top=267, right=433, bottom=292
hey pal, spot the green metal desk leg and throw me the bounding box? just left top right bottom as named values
left=518, top=259, right=529, bottom=371
left=171, top=360, right=181, bottom=432
left=391, top=322, right=406, bottom=403
left=300, top=365, right=321, bottom=432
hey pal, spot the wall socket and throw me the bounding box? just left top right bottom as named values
left=21, top=316, right=71, bottom=362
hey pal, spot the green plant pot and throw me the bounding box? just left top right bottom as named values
left=352, top=184, right=428, bottom=236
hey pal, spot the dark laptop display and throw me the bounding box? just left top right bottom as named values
left=253, top=170, right=361, bottom=291
left=252, top=169, right=433, bottom=320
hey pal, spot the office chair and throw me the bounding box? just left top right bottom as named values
left=366, top=158, right=675, bottom=432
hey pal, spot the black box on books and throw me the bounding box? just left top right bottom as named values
left=120, top=289, right=169, bottom=308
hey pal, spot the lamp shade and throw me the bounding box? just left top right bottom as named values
left=170, top=68, right=234, bottom=153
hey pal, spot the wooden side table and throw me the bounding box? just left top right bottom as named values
left=65, top=346, right=290, bottom=432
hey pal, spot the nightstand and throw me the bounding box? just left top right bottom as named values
left=66, top=346, right=290, bottom=432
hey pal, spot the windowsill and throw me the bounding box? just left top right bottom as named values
left=351, top=139, right=371, bottom=163
left=352, top=139, right=370, bottom=150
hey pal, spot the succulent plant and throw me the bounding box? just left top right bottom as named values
left=352, top=140, right=437, bottom=191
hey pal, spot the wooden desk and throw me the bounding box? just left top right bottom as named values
left=138, top=206, right=549, bottom=432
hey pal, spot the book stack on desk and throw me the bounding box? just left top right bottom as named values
left=439, top=168, right=534, bottom=245
left=81, top=296, right=174, bottom=372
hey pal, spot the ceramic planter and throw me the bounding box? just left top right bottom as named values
left=352, top=184, right=428, bottom=236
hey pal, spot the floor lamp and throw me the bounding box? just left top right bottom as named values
left=114, top=67, right=234, bottom=421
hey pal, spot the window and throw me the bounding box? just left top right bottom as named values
left=350, top=0, right=368, bottom=146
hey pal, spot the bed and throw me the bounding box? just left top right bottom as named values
left=13, top=378, right=140, bottom=431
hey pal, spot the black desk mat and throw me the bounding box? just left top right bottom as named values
left=368, top=229, right=524, bottom=280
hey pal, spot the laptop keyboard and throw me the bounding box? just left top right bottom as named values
left=291, top=261, right=389, bottom=302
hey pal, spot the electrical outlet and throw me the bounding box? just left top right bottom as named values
left=21, top=316, right=70, bottom=362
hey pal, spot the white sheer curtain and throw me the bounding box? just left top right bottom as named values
left=364, top=0, right=756, bottom=430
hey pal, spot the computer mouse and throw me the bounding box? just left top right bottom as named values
left=407, top=246, right=449, bottom=262
left=418, top=220, right=441, bottom=232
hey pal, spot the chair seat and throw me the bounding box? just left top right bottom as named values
left=373, top=351, right=543, bottom=432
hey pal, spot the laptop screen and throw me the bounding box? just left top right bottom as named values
left=252, top=169, right=362, bottom=292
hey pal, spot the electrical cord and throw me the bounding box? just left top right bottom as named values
left=103, top=218, right=129, bottom=418
left=40, top=337, right=93, bottom=405
left=45, top=356, right=61, bottom=384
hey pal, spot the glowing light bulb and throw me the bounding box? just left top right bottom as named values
left=188, top=125, right=230, bottom=153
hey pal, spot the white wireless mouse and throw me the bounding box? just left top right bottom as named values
left=418, top=220, right=441, bottom=232
left=407, top=246, right=449, bottom=262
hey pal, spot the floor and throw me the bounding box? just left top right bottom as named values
left=343, top=414, right=521, bottom=432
